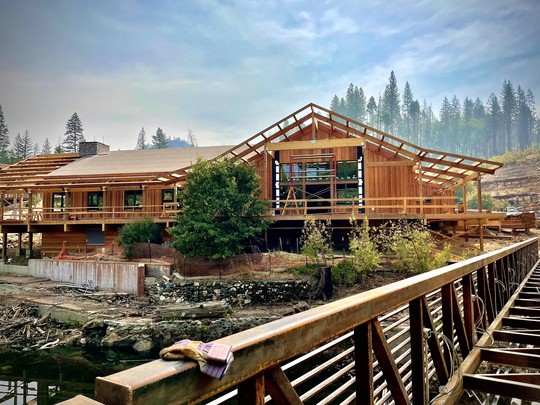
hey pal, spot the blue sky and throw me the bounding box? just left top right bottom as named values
left=1, top=0, right=539, bottom=150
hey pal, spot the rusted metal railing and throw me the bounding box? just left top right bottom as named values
left=55, top=238, right=539, bottom=405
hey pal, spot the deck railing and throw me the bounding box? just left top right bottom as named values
left=72, top=238, right=539, bottom=405
left=2, top=196, right=472, bottom=224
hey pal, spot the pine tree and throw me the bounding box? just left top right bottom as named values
left=187, top=129, right=198, bottom=147
left=420, top=101, right=434, bottom=147
left=136, top=127, right=147, bottom=150
left=355, top=86, right=366, bottom=122
left=345, top=83, right=356, bottom=119
left=401, top=81, right=414, bottom=140
left=381, top=71, right=400, bottom=134
left=42, top=138, right=52, bottom=154
left=12, top=130, right=33, bottom=161
left=516, top=85, right=533, bottom=150
left=0, top=104, right=10, bottom=163
left=33, top=142, right=40, bottom=156
left=410, top=100, right=421, bottom=145
left=63, top=112, right=85, bottom=152
left=438, top=97, right=452, bottom=151
left=152, top=127, right=168, bottom=149
left=500, top=80, right=517, bottom=151
left=487, top=93, right=502, bottom=156
left=366, top=96, right=377, bottom=127
left=330, top=95, right=340, bottom=112
left=450, top=95, right=461, bottom=153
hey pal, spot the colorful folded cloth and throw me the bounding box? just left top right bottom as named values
left=159, top=339, right=234, bottom=380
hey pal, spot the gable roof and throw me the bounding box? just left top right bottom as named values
left=0, top=103, right=501, bottom=191
left=155, top=103, right=502, bottom=188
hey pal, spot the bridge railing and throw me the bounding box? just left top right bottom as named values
left=82, top=238, right=538, bottom=405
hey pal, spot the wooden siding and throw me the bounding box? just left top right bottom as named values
left=41, top=229, right=118, bottom=257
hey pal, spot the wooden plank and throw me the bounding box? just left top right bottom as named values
left=462, top=274, right=475, bottom=345
left=371, top=319, right=410, bottom=405
left=509, top=306, right=540, bottom=317
left=463, top=374, right=540, bottom=402
left=365, top=160, right=416, bottom=167
left=265, top=366, right=302, bottom=405
left=502, top=317, right=540, bottom=329
left=354, top=322, right=373, bottom=404
left=409, top=298, right=428, bottom=404
left=421, top=297, right=449, bottom=384
left=238, top=373, right=265, bottom=405
left=450, top=283, right=471, bottom=356
left=493, top=330, right=540, bottom=345
left=480, top=348, right=540, bottom=369
left=266, top=138, right=363, bottom=151
left=441, top=284, right=454, bottom=370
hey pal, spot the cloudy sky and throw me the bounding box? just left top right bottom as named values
left=1, top=0, right=539, bottom=150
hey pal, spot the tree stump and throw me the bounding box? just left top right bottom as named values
left=310, top=266, right=333, bottom=301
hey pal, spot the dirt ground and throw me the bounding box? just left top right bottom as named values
left=0, top=230, right=537, bottom=350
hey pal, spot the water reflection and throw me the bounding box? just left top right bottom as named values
left=0, top=349, right=144, bottom=404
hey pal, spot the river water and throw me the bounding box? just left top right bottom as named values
left=0, top=348, right=149, bottom=404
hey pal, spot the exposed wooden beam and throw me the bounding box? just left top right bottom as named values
left=266, top=138, right=363, bottom=151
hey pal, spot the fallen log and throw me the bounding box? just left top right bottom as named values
left=156, top=301, right=231, bottom=320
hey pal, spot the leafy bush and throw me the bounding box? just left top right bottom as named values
left=301, top=217, right=333, bottom=267
left=288, top=264, right=316, bottom=276
left=331, top=260, right=358, bottom=286
left=117, top=218, right=162, bottom=258
left=387, top=221, right=451, bottom=273
left=349, top=217, right=380, bottom=275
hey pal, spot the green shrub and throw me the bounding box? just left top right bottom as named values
left=288, top=264, right=316, bottom=276
left=349, top=217, right=380, bottom=275
left=117, top=218, right=162, bottom=258
left=387, top=221, right=450, bottom=273
left=331, top=260, right=358, bottom=286
left=301, top=217, right=333, bottom=267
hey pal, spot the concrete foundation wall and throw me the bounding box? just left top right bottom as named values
left=12, top=260, right=146, bottom=296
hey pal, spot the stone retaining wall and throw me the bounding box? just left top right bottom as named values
left=150, top=280, right=310, bottom=306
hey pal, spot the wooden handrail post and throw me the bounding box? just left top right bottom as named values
left=238, top=372, right=265, bottom=405
left=354, top=322, right=374, bottom=404
left=409, top=297, right=428, bottom=404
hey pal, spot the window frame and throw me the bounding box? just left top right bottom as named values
left=52, top=192, right=66, bottom=212
left=87, top=191, right=104, bottom=211
left=124, top=190, right=143, bottom=210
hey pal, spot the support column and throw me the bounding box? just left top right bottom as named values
left=2, top=232, right=7, bottom=263
left=16, top=233, right=22, bottom=256
left=477, top=173, right=484, bottom=251
left=26, top=232, right=33, bottom=259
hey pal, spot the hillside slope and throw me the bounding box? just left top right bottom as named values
left=482, top=151, right=540, bottom=208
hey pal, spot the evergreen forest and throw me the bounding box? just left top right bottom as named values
left=330, top=71, right=538, bottom=159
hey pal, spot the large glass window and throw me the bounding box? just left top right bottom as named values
left=305, top=162, right=332, bottom=182
left=124, top=190, right=143, bottom=210
left=52, top=193, right=65, bottom=212
left=337, top=160, right=358, bottom=180
left=162, top=189, right=175, bottom=203
left=337, top=185, right=358, bottom=205
left=87, top=192, right=103, bottom=211
left=279, top=163, right=302, bottom=182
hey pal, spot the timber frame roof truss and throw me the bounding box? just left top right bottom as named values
left=156, top=103, right=502, bottom=189
left=0, top=103, right=502, bottom=192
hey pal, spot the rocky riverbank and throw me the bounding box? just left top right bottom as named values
left=0, top=274, right=314, bottom=354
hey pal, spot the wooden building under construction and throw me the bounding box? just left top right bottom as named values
left=0, top=103, right=505, bottom=258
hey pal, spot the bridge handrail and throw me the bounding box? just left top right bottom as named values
left=93, top=238, right=538, bottom=404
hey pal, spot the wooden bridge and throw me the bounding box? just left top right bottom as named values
left=62, top=238, right=540, bottom=404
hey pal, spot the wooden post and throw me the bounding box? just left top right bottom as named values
left=409, top=297, right=428, bottom=404
left=26, top=232, right=33, bottom=259
left=418, top=162, right=424, bottom=214
left=477, top=173, right=484, bottom=251
left=0, top=191, right=4, bottom=221
left=238, top=373, right=265, bottom=405
left=27, top=190, right=33, bottom=223
left=1, top=232, right=7, bottom=263
left=355, top=322, right=374, bottom=404
left=16, top=232, right=22, bottom=256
